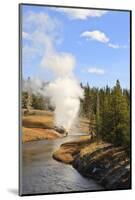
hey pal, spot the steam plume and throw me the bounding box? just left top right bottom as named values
left=42, top=49, right=83, bottom=130
left=23, top=11, right=84, bottom=130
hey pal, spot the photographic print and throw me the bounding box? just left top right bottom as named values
left=19, top=4, right=131, bottom=196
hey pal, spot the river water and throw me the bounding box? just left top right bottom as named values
left=21, top=135, right=102, bottom=195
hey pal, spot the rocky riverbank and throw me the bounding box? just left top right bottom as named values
left=53, top=137, right=131, bottom=190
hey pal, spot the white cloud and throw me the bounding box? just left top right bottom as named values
left=81, top=30, right=109, bottom=43
left=108, top=43, right=120, bottom=49
left=23, top=11, right=76, bottom=77
left=23, top=11, right=60, bottom=32
left=87, top=67, right=105, bottom=75
left=53, top=8, right=107, bottom=20
left=108, top=43, right=128, bottom=49
left=23, top=11, right=62, bottom=46
left=22, top=31, right=29, bottom=39
left=22, top=12, right=61, bottom=62
left=23, top=45, right=40, bottom=60
left=80, top=29, right=128, bottom=49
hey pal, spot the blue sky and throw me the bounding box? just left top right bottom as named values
left=22, top=5, right=130, bottom=88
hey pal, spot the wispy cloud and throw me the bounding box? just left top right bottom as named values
left=22, top=11, right=60, bottom=60
left=53, top=8, right=108, bottom=20
left=81, top=30, right=109, bottom=43
left=108, top=43, right=128, bottom=49
left=23, top=11, right=76, bottom=77
left=23, top=45, right=41, bottom=61
left=22, top=31, right=30, bottom=39
left=87, top=67, right=105, bottom=75
left=23, top=11, right=60, bottom=33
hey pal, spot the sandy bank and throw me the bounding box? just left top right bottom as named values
left=21, top=110, right=90, bottom=143
left=22, top=112, right=65, bottom=143
left=22, top=127, right=63, bottom=143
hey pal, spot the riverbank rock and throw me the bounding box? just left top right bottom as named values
left=53, top=138, right=131, bottom=190
left=53, top=126, right=68, bottom=135
left=72, top=145, right=130, bottom=190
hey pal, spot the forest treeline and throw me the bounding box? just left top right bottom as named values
left=80, top=80, right=130, bottom=150
left=22, top=79, right=130, bottom=150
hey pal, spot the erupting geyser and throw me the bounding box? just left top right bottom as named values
left=23, top=10, right=84, bottom=132
left=46, top=76, right=83, bottom=130
left=42, top=50, right=84, bottom=131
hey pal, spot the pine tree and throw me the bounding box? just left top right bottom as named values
left=110, top=80, right=130, bottom=147
left=95, top=92, right=101, bottom=142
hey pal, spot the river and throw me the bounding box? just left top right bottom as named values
left=21, top=135, right=102, bottom=195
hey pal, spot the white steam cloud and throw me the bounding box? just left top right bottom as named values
left=45, top=77, right=83, bottom=129
left=41, top=49, right=83, bottom=130
left=23, top=11, right=84, bottom=130
left=41, top=51, right=75, bottom=77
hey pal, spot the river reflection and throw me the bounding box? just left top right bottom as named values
left=21, top=136, right=102, bottom=195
